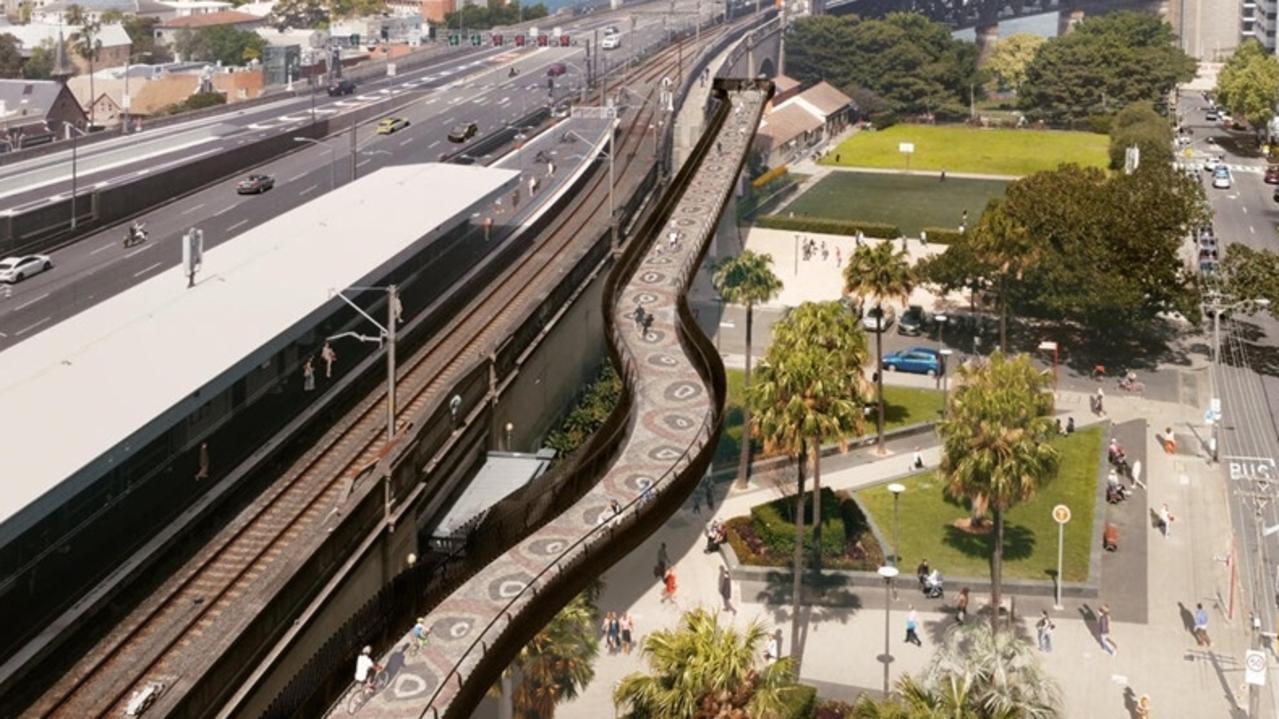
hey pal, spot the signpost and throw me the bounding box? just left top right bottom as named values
left=1246, top=649, right=1267, bottom=686
left=899, top=141, right=914, bottom=170
left=1052, top=504, right=1071, bottom=609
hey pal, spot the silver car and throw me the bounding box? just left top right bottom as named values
left=0, top=254, right=52, bottom=283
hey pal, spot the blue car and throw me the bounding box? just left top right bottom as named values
left=882, top=347, right=944, bottom=376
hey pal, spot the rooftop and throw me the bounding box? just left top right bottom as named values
left=0, top=22, right=132, bottom=52
left=157, top=9, right=263, bottom=28
left=0, top=163, right=519, bottom=547
left=757, top=101, right=823, bottom=146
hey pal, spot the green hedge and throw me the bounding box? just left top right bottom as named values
left=757, top=214, right=899, bottom=239
left=782, top=685, right=819, bottom=719
left=751, top=490, right=846, bottom=558
left=920, top=227, right=965, bottom=245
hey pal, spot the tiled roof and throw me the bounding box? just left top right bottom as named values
left=796, top=81, right=851, bottom=116
left=757, top=102, right=823, bottom=146
left=157, top=9, right=262, bottom=28
left=772, top=74, right=799, bottom=94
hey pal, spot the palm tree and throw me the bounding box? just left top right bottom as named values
left=853, top=675, right=982, bottom=718
left=64, top=6, right=102, bottom=127
left=969, top=199, right=1043, bottom=353
left=937, top=352, right=1058, bottom=630
left=843, top=242, right=915, bottom=453
left=497, top=590, right=599, bottom=718
left=712, top=250, right=783, bottom=488
left=924, top=622, right=1062, bottom=718
left=613, top=608, right=801, bottom=719
left=749, top=301, right=869, bottom=663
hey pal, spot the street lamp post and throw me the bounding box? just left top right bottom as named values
left=1205, top=293, right=1271, bottom=462
left=887, top=483, right=905, bottom=566
left=877, top=565, right=898, bottom=695
left=939, top=348, right=953, bottom=418
left=67, top=124, right=88, bottom=230
left=294, top=136, right=337, bottom=190
left=933, top=314, right=947, bottom=389
left=328, top=284, right=402, bottom=529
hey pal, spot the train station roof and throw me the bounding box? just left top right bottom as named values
left=0, top=162, right=519, bottom=545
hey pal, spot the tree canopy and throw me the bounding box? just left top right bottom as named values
left=1215, top=39, right=1279, bottom=132
left=22, top=40, right=56, bottom=80
left=0, top=34, right=23, bottom=79
left=174, top=26, right=267, bottom=66
left=986, top=33, right=1045, bottom=92
left=444, top=0, right=548, bottom=31
left=919, top=161, right=1207, bottom=335
left=785, top=12, right=980, bottom=117
left=1018, top=11, right=1195, bottom=124
left=1107, top=101, right=1173, bottom=170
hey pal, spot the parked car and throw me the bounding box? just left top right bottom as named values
left=327, top=79, right=356, bottom=96
left=1212, top=166, right=1232, bottom=189
left=601, top=33, right=620, bottom=50
left=1206, top=109, right=1219, bottom=122
left=236, top=174, right=275, bottom=194
left=862, top=306, right=895, bottom=332
left=897, top=305, right=931, bottom=336
left=448, top=121, right=479, bottom=143
left=882, top=347, right=944, bottom=376
left=0, top=254, right=52, bottom=283
left=377, top=116, right=410, bottom=134
left=547, top=63, right=567, bottom=77
left=1202, top=155, right=1225, bottom=172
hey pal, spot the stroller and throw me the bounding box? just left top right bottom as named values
left=922, top=570, right=944, bottom=599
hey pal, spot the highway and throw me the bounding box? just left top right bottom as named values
left=0, top=1, right=713, bottom=351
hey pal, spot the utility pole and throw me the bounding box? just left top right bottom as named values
left=350, top=120, right=357, bottom=181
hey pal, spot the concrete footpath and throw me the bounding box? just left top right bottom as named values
left=558, top=384, right=1258, bottom=718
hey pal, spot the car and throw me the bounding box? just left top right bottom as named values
left=882, top=347, right=944, bottom=376
left=603, top=25, right=619, bottom=35
left=0, top=254, right=52, bottom=283
left=1212, top=166, right=1232, bottom=189
left=236, top=174, right=275, bottom=194
left=601, top=33, right=620, bottom=50
left=448, top=121, right=478, bottom=143
left=897, top=304, right=931, bottom=336
left=1199, top=233, right=1218, bottom=252
left=547, top=62, right=567, bottom=77
left=1202, top=155, right=1225, bottom=172
left=377, top=116, right=410, bottom=135
left=1266, top=166, right=1279, bottom=184
left=1206, top=110, right=1219, bottom=122
left=1273, top=186, right=1279, bottom=203
left=862, top=305, right=895, bottom=332
left=327, top=79, right=356, bottom=96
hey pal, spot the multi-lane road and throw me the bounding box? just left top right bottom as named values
left=0, top=0, right=713, bottom=350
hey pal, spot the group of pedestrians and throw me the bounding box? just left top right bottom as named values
left=601, top=611, right=637, bottom=654
left=302, top=341, right=339, bottom=392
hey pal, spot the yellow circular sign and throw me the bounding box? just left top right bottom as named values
left=1053, top=504, right=1071, bottom=524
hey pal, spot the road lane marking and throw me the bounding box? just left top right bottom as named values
left=15, top=293, right=48, bottom=311
left=357, top=159, right=372, bottom=168
left=181, top=203, right=206, bottom=215
left=400, top=137, right=414, bottom=146
left=227, top=219, right=248, bottom=232
left=498, top=97, right=510, bottom=105
left=290, top=172, right=308, bottom=182
left=428, top=140, right=441, bottom=149
left=125, top=243, right=153, bottom=259
left=133, top=261, right=162, bottom=278
left=300, top=184, right=318, bottom=195
left=213, top=204, right=237, bottom=216
left=1243, top=205, right=1248, bottom=213
left=15, top=317, right=49, bottom=336
left=1251, top=226, right=1257, bottom=234
left=90, top=243, right=113, bottom=255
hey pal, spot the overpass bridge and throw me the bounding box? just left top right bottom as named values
left=318, top=78, right=769, bottom=719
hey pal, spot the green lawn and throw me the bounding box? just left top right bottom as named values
left=822, top=124, right=1109, bottom=177
left=785, top=172, right=1007, bottom=237
left=856, top=426, right=1104, bottom=583
left=716, top=367, right=944, bottom=466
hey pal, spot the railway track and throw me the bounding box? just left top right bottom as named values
left=25, top=24, right=729, bottom=719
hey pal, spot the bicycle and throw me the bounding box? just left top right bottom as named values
left=1118, top=374, right=1145, bottom=393
left=346, top=665, right=388, bottom=714
left=406, top=631, right=429, bottom=656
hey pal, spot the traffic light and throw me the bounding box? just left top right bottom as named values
left=537, top=34, right=548, bottom=47
left=349, top=33, right=360, bottom=46
left=515, top=34, right=525, bottom=46
left=471, top=33, right=482, bottom=46
left=448, top=33, right=460, bottom=46
left=558, top=35, right=569, bottom=47
left=493, top=34, right=503, bottom=45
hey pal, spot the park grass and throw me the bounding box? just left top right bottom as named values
left=715, top=367, right=944, bottom=466
left=855, top=426, right=1104, bottom=582
left=821, top=124, right=1109, bottom=177
left=784, top=172, right=1008, bottom=237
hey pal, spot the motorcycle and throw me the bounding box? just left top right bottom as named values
left=123, top=228, right=148, bottom=248
left=508, top=67, right=520, bottom=78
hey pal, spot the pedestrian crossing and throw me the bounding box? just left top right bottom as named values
left=1175, top=161, right=1266, bottom=175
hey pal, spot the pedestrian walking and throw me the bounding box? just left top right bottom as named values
left=1193, top=603, right=1211, bottom=647
left=719, top=565, right=735, bottom=612
left=764, top=629, right=780, bottom=664
left=1162, top=426, right=1178, bottom=454
left=1036, top=610, right=1055, bottom=652
left=1066, top=417, right=1076, bottom=433
left=662, top=567, right=678, bottom=603
left=836, top=246, right=842, bottom=266
left=657, top=542, right=670, bottom=577
left=1159, top=503, right=1175, bottom=538
left=821, top=240, right=828, bottom=260
left=608, top=612, right=621, bottom=652
left=912, top=446, right=925, bottom=470
left=195, top=441, right=210, bottom=481
left=692, top=487, right=702, bottom=513
left=905, top=606, right=922, bottom=646
left=855, top=230, right=864, bottom=247
left=939, top=168, right=947, bottom=182
left=1098, top=604, right=1117, bottom=655
left=620, top=613, right=635, bottom=654
left=321, top=342, right=337, bottom=378
left=1094, top=387, right=1105, bottom=415
left=703, top=480, right=714, bottom=510
left=303, top=358, right=316, bottom=392
left=954, top=587, right=970, bottom=624
left=920, top=229, right=928, bottom=246
left=1136, top=695, right=1150, bottom=719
